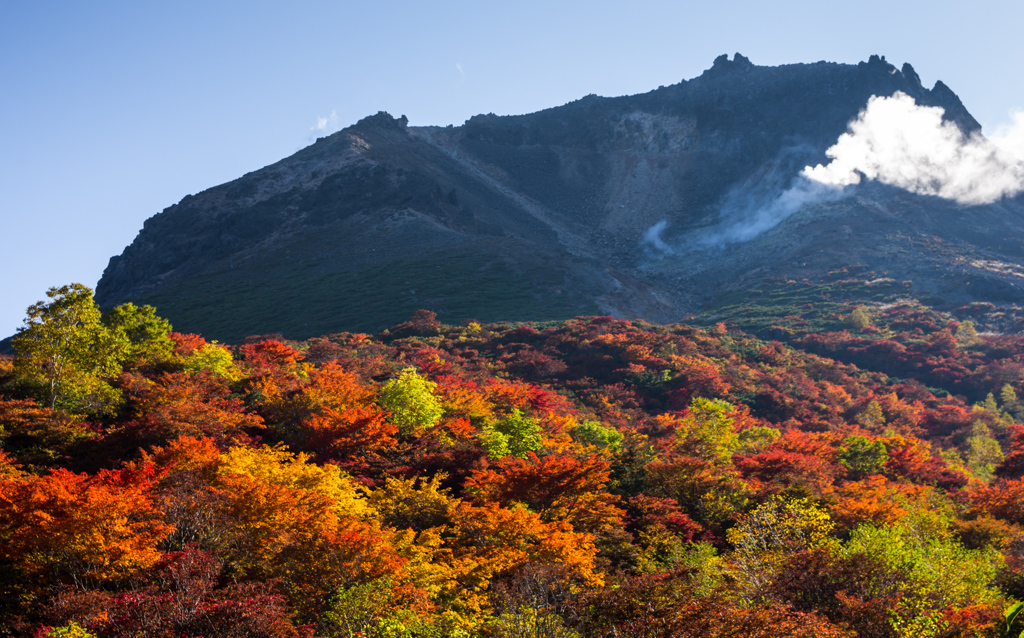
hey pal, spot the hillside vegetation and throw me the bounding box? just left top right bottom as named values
left=4, top=285, right=1024, bottom=637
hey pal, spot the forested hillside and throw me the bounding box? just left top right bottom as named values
left=4, top=285, right=1024, bottom=637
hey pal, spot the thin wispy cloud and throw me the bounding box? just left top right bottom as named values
left=311, top=110, right=339, bottom=134
left=456, top=62, right=466, bottom=89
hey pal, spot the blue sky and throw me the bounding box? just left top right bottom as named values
left=3, top=0, right=1024, bottom=337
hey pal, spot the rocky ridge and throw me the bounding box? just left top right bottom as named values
left=95, top=54, right=1024, bottom=342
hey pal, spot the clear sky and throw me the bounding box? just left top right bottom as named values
left=3, top=0, right=1024, bottom=337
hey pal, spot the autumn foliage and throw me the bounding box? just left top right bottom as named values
left=5, top=290, right=1024, bottom=637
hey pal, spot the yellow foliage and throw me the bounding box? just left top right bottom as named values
left=218, top=444, right=373, bottom=520
left=0, top=450, right=24, bottom=479
left=370, top=474, right=456, bottom=531
left=820, top=381, right=854, bottom=409
left=726, top=496, right=834, bottom=594
left=727, top=496, right=834, bottom=552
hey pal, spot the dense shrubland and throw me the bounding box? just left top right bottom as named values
left=4, top=286, right=1024, bottom=637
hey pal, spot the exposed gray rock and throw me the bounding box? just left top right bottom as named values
left=95, top=54, right=1024, bottom=341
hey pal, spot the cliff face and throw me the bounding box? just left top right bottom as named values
left=95, top=54, right=1024, bottom=342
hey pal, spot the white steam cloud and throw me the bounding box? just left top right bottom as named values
left=697, top=179, right=848, bottom=246
left=645, top=92, right=1024, bottom=253
left=804, top=92, right=1024, bottom=205
left=990, top=110, right=1024, bottom=161
left=643, top=220, right=674, bottom=254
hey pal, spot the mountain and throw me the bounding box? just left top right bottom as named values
left=95, top=54, right=1024, bottom=342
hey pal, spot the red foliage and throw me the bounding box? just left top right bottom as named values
left=128, top=371, right=264, bottom=445
left=735, top=448, right=839, bottom=497
left=997, top=424, right=1024, bottom=480
left=293, top=361, right=396, bottom=458
left=970, top=477, right=1024, bottom=524
left=623, top=495, right=702, bottom=542
left=37, top=549, right=313, bottom=638
left=465, top=453, right=623, bottom=533
left=168, top=332, right=207, bottom=357
left=884, top=440, right=968, bottom=490
left=240, top=340, right=305, bottom=373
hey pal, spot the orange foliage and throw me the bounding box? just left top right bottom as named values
left=293, top=361, right=396, bottom=456
left=666, top=354, right=731, bottom=404
left=240, top=339, right=305, bottom=372
left=0, top=450, right=21, bottom=479
left=970, top=477, right=1024, bottom=524
left=447, top=500, right=602, bottom=591
left=735, top=449, right=839, bottom=498
left=826, top=475, right=923, bottom=533
left=141, top=435, right=222, bottom=475
left=774, top=430, right=842, bottom=465
left=168, top=332, right=208, bottom=357
left=0, top=398, right=96, bottom=469
left=818, top=381, right=854, bottom=409
left=874, top=392, right=925, bottom=433
left=442, top=416, right=476, bottom=440
left=211, top=472, right=339, bottom=575
left=578, top=569, right=852, bottom=638
left=484, top=378, right=564, bottom=415
left=465, top=453, right=623, bottom=533
left=130, top=371, right=264, bottom=443
left=7, top=309, right=1024, bottom=631
left=434, top=375, right=492, bottom=421
left=0, top=465, right=172, bottom=586
left=0, top=398, right=90, bottom=435
left=240, top=340, right=307, bottom=399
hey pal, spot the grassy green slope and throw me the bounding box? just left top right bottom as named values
left=138, top=252, right=598, bottom=342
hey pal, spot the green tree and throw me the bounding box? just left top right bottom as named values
left=378, top=367, right=444, bottom=436
left=845, top=306, right=872, bottom=331
left=182, top=342, right=240, bottom=380
left=479, top=423, right=512, bottom=460
left=676, top=397, right=740, bottom=465
left=102, top=302, right=173, bottom=364
left=1001, top=384, right=1023, bottom=421
left=838, top=435, right=889, bottom=479
left=569, top=420, right=623, bottom=452
left=736, top=425, right=781, bottom=455
left=13, top=284, right=123, bottom=412
left=1000, top=602, right=1024, bottom=638
left=479, top=409, right=543, bottom=460
left=966, top=421, right=1003, bottom=481
left=841, top=510, right=1003, bottom=637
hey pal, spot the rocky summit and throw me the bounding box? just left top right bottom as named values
left=95, top=54, right=1024, bottom=342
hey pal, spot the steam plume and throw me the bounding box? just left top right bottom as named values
left=698, top=179, right=846, bottom=246
left=643, top=220, right=674, bottom=254
left=644, top=92, right=1024, bottom=253
left=804, top=92, right=1024, bottom=205
left=990, top=110, right=1024, bottom=162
